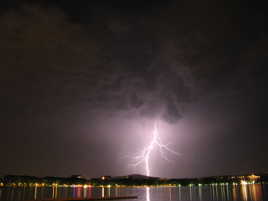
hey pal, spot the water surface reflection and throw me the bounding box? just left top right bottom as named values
left=0, top=184, right=266, bottom=201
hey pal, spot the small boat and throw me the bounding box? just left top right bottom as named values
left=37, top=196, right=138, bottom=201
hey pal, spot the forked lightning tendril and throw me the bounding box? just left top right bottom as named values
left=132, top=121, right=180, bottom=176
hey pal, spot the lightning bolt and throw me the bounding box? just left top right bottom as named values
left=132, top=120, right=180, bottom=176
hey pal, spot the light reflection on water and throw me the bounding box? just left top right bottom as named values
left=146, top=187, right=150, bottom=201
left=0, top=184, right=266, bottom=201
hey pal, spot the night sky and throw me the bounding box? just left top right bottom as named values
left=0, top=0, right=267, bottom=179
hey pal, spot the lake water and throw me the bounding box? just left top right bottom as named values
left=0, top=184, right=267, bottom=201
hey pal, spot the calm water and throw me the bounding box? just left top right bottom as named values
left=0, top=184, right=267, bottom=201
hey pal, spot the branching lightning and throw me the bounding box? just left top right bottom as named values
left=132, top=121, right=180, bottom=176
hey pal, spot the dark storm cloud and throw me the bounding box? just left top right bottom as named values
left=1, top=0, right=267, bottom=177
left=0, top=3, right=201, bottom=123
left=0, top=1, right=266, bottom=124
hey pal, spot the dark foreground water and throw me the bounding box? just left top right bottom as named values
left=0, top=184, right=267, bottom=201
